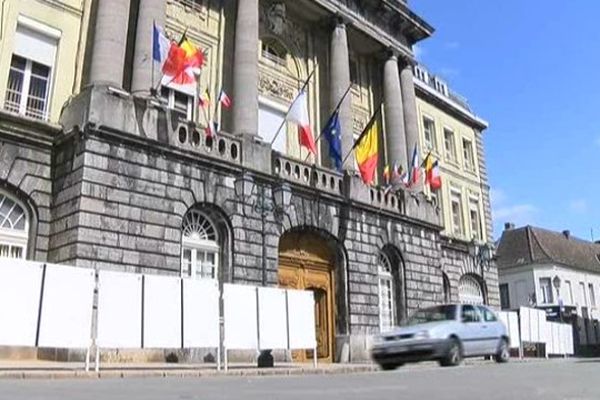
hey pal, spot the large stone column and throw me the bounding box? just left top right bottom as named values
left=383, top=51, right=408, bottom=169
left=400, top=59, right=419, bottom=161
left=131, top=0, right=165, bottom=93
left=330, top=18, right=353, bottom=170
left=88, top=0, right=131, bottom=87
left=232, top=0, right=259, bottom=137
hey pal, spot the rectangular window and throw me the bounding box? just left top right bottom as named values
left=580, top=282, right=587, bottom=306
left=444, top=128, right=456, bottom=161
left=462, top=139, right=474, bottom=171
left=539, top=278, right=553, bottom=304
left=160, top=86, right=193, bottom=120
left=499, top=283, right=510, bottom=310
left=589, top=284, right=596, bottom=307
left=422, top=116, right=436, bottom=150
left=469, top=199, right=481, bottom=240
left=379, top=277, right=394, bottom=332
left=4, top=23, right=58, bottom=121
left=450, top=190, right=463, bottom=236
left=565, top=280, right=573, bottom=305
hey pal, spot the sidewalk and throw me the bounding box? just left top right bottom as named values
left=0, top=360, right=379, bottom=379
left=0, top=357, right=561, bottom=380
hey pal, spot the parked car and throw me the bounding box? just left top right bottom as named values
left=371, top=304, right=509, bottom=370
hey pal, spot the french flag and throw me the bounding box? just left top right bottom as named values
left=218, top=90, right=232, bottom=108
left=410, top=144, right=420, bottom=185
left=286, top=90, right=317, bottom=155
left=430, top=160, right=442, bottom=190
left=152, top=23, right=170, bottom=66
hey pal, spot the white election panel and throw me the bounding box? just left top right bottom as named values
left=223, top=284, right=258, bottom=349
left=258, top=287, right=288, bottom=350
left=519, top=307, right=531, bottom=342
left=143, top=275, right=181, bottom=348
left=530, top=309, right=540, bottom=342
left=183, top=278, right=220, bottom=348
left=0, top=260, right=43, bottom=346
left=539, top=314, right=551, bottom=346
left=563, top=324, right=574, bottom=355
left=508, top=312, right=520, bottom=348
left=287, top=289, right=316, bottom=350
left=97, top=271, right=142, bottom=348
left=38, top=264, right=95, bottom=348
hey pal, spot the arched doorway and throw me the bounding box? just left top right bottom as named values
left=278, top=230, right=336, bottom=362
left=458, top=274, right=485, bottom=305
left=0, top=190, right=29, bottom=259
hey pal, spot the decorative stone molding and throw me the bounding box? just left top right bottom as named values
left=259, top=0, right=306, bottom=53
left=258, top=72, right=295, bottom=102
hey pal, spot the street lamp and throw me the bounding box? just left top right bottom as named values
left=553, top=275, right=564, bottom=322
left=468, top=239, right=495, bottom=272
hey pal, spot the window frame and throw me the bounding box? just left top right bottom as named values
left=422, top=115, right=436, bottom=151
left=450, top=188, right=464, bottom=236
left=589, top=283, right=596, bottom=307
left=462, top=138, right=475, bottom=171
left=181, top=210, right=220, bottom=280
left=499, top=283, right=510, bottom=310
left=443, top=127, right=457, bottom=162
left=160, top=86, right=194, bottom=120
left=460, top=304, right=482, bottom=323
left=0, top=190, right=29, bottom=260
left=539, top=278, right=554, bottom=304
left=378, top=252, right=395, bottom=332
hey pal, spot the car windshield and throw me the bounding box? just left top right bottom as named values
left=406, top=305, right=457, bottom=325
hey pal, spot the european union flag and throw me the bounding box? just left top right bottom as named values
left=323, top=110, right=342, bottom=170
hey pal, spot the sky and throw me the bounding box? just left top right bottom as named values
left=410, top=0, right=600, bottom=241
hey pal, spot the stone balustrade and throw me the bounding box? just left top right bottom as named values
left=173, top=121, right=242, bottom=166
left=369, top=186, right=405, bottom=214
left=272, top=152, right=344, bottom=196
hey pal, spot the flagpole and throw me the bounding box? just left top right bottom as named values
left=339, top=103, right=382, bottom=167
left=151, top=20, right=156, bottom=94
left=269, top=67, right=317, bottom=147
left=303, top=83, right=352, bottom=164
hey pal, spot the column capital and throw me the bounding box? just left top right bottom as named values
left=399, top=53, right=417, bottom=68
left=384, top=47, right=400, bottom=61
left=330, top=13, right=352, bottom=29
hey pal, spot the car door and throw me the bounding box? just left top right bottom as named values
left=477, top=306, right=502, bottom=354
left=458, top=305, right=486, bottom=356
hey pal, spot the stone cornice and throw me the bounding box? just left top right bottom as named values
left=414, top=78, right=489, bottom=131
left=0, top=110, right=58, bottom=150
left=311, top=0, right=432, bottom=59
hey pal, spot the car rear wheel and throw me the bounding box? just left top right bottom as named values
left=439, top=338, right=462, bottom=367
left=494, top=338, right=510, bottom=363
left=380, top=363, right=398, bottom=371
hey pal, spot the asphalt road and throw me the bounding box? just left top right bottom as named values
left=1, top=359, right=599, bottom=400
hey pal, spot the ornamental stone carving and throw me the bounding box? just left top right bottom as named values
left=258, top=73, right=295, bottom=101
left=266, top=2, right=286, bottom=36
left=260, top=0, right=306, bottom=53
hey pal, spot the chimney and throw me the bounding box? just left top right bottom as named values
left=562, top=230, right=571, bottom=239
left=504, top=222, right=515, bottom=231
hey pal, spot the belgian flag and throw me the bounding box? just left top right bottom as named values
left=353, top=106, right=381, bottom=185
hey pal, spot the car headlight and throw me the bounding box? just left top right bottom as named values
left=413, top=330, right=430, bottom=340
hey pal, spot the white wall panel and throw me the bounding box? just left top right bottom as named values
left=38, top=264, right=95, bottom=348
left=287, top=289, right=316, bottom=350
left=0, top=260, right=43, bottom=346
left=143, top=275, right=181, bottom=348
left=223, top=284, right=258, bottom=349
left=96, top=271, right=142, bottom=348
left=258, top=287, right=288, bottom=350
left=182, top=278, right=220, bottom=348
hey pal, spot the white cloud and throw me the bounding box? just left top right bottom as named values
left=413, top=44, right=425, bottom=60
left=491, top=187, right=538, bottom=231
left=569, top=199, right=588, bottom=214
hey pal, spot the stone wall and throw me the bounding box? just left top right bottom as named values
left=0, top=116, right=53, bottom=262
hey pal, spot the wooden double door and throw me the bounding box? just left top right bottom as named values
left=278, top=232, right=335, bottom=363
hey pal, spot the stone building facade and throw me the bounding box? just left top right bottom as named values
left=0, top=0, right=497, bottom=362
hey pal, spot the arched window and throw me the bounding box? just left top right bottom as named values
left=0, top=191, right=29, bottom=259
left=458, top=274, right=484, bottom=305
left=442, top=272, right=451, bottom=303
left=261, top=38, right=288, bottom=67
left=181, top=209, right=219, bottom=279
left=378, top=252, right=395, bottom=332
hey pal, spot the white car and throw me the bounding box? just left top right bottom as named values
left=371, top=304, right=510, bottom=369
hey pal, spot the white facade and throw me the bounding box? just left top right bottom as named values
left=499, top=263, right=600, bottom=346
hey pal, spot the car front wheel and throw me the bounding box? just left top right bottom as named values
left=494, top=338, right=510, bottom=363
left=439, top=338, right=462, bottom=367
